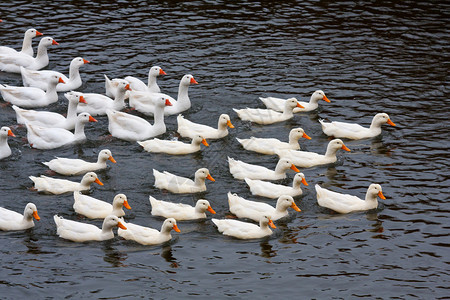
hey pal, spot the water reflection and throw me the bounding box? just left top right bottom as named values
left=259, top=241, right=276, bottom=258
left=161, top=245, right=179, bottom=268
left=102, top=241, right=128, bottom=267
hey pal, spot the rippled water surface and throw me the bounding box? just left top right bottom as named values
left=0, top=1, right=449, bottom=298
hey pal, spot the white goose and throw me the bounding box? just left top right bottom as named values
left=73, top=192, right=131, bottom=219
left=107, top=97, right=172, bottom=141
left=12, top=91, right=86, bottom=130
left=129, top=74, right=198, bottom=116
left=260, top=90, right=330, bottom=113
left=26, top=112, right=97, bottom=150
left=149, top=197, right=216, bottom=220
left=138, top=135, right=209, bottom=155
left=0, top=126, right=15, bottom=160
left=227, top=192, right=301, bottom=222
left=43, top=149, right=116, bottom=176
left=315, top=183, right=386, bottom=214
left=276, top=139, right=351, bottom=168
left=153, top=167, right=215, bottom=194
left=319, top=113, right=396, bottom=140
left=0, top=28, right=43, bottom=57
left=0, top=203, right=40, bottom=231
left=21, top=57, right=90, bottom=92
left=118, top=218, right=180, bottom=246
left=75, top=79, right=131, bottom=116
left=124, top=65, right=166, bottom=93
left=233, top=98, right=303, bottom=125
left=177, top=113, right=234, bottom=139
left=228, top=157, right=299, bottom=180
left=212, top=215, right=276, bottom=240
left=30, top=171, right=103, bottom=194
left=54, top=214, right=126, bottom=242
left=236, top=127, right=311, bottom=155
left=0, top=37, right=59, bottom=73
left=245, top=172, right=308, bottom=199
left=0, top=75, right=64, bottom=108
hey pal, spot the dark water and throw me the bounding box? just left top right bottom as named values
left=0, top=1, right=449, bottom=298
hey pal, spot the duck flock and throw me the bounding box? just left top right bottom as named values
left=0, top=27, right=396, bottom=244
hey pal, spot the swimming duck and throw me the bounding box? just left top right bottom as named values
left=104, top=75, right=128, bottom=99
left=315, top=183, right=386, bottom=213
left=153, top=167, right=215, bottom=194
left=227, top=192, right=301, bottom=222
left=245, top=172, right=308, bottom=199
left=212, top=215, right=276, bottom=239
left=228, top=157, right=299, bottom=180
left=21, top=57, right=90, bottom=92
left=233, top=98, right=303, bottom=125
left=177, top=113, right=234, bottom=139
left=259, top=90, right=330, bottom=113
left=236, top=127, right=311, bottom=155
left=0, top=28, right=43, bottom=57
left=0, top=126, right=15, bottom=160
left=53, top=214, right=126, bottom=242
left=319, top=113, right=396, bottom=140
left=26, top=112, right=97, bottom=149
left=276, top=139, right=350, bottom=168
left=118, top=218, right=179, bottom=246
left=138, top=135, right=209, bottom=155
left=107, top=97, right=172, bottom=141
left=73, top=192, right=131, bottom=219
left=149, top=197, right=216, bottom=220
left=43, top=149, right=116, bottom=176
left=30, top=171, right=103, bottom=194
left=124, top=65, right=166, bottom=93
left=0, top=203, right=40, bottom=231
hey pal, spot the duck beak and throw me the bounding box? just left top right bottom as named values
left=89, top=116, right=98, bottom=122
left=83, top=58, right=90, bottom=64
left=227, top=120, right=235, bottom=128
left=33, top=210, right=40, bottom=221
left=323, top=95, right=331, bottom=102
left=123, top=200, right=131, bottom=210
left=378, top=191, right=386, bottom=200
left=173, top=224, right=181, bottom=232
left=108, top=156, right=117, bottom=163
left=296, top=102, right=305, bottom=108
left=302, top=132, right=312, bottom=140
left=207, top=206, right=216, bottom=214
left=124, top=83, right=131, bottom=91
left=190, top=77, right=198, bottom=84
left=36, top=30, right=43, bottom=36
left=52, top=39, right=59, bottom=45
left=290, top=164, right=300, bottom=172
left=341, top=144, right=351, bottom=151
left=94, top=178, right=104, bottom=186
left=79, top=95, right=87, bottom=103
left=165, top=99, right=172, bottom=106
left=58, top=77, right=65, bottom=84
left=159, top=69, right=167, bottom=75
left=387, top=119, right=396, bottom=126
left=206, top=174, right=215, bottom=182
left=201, top=138, right=209, bottom=147
left=301, top=177, right=309, bottom=186
left=117, top=222, right=127, bottom=230
left=269, top=219, right=276, bottom=229
left=7, top=129, right=15, bottom=137
left=291, top=202, right=301, bottom=212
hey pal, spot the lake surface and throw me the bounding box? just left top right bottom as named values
left=0, top=1, right=448, bottom=298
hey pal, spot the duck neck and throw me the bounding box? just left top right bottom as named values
left=292, top=178, right=302, bottom=189
left=21, top=35, right=33, bottom=56
left=101, top=223, right=115, bottom=235
left=35, top=43, right=49, bottom=63
left=0, top=135, right=9, bottom=149
left=148, top=73, right=159, bottom=91
left=194, top=176, right=206, bottom=188
left=73, top=121, right=87, bottom=140
left=217, top=120, right=228, bottom=134
left=152, top=104, right=166, bottom=130
left=65, top=100, right=79, bottom=121
left=365, top=191, right=379, bottom=204
left=288, top=134, right=300, bottom=147
left=369, top=118, right=383, bottom=132
left=274, top=162, right=288, bottom=175
left=68, top=63, right=81, bottom=81
left=160, top=224, right=173, bottom=236
left=324, top=144, right=338, bottom=158
left=112, top=203, right=124, bottom=216
left=176, top=82, right=190, bottom=107
left=113, top=89, right=127, bottom=110
left=282, top=106, right=294, bottom=118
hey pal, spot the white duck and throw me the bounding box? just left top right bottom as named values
left=43, top=149, right=116, bottom=176
left=26, top=112, right=97, bottom=149
left=53, top=214, right=126, bottom=242
left=319, top=113, right=396, bottom=140
left=153, top=167, right=215, bottom=194
left=75, top=79, right=131, bottom=116
left=276, top=139, right=351, bottom=168
left=236, top=127, right=311, bottom=155
left=0, top=203, right=40, bottom=231
left=73, top=192, right=131, bottom=219
left=315, top=183, right=386, bottom=214
left=21, top=57, right=90, bottom=92
left=0, top=37, right=58, bottom=73
left=212, top=215, right=276, bottom=240
left=228, top=192, right=301, bottom=222
left=124, top=65, right=166, bottom=93
left=138, top=135, right=209, bottom=155
left=177, top=113, right=234, bottom=139
left=0, top=75, right=64, bottom=108
left=245, top=172, right=308, bottom=199
left=233, top=98, right=303, bottom=125
left=118, top=218, right=180, bottom=246
left=129, top=74, right=198, bottom=116
left=30, top=171, right=103, bottom=194
left=0, top=126, right=15, bottom=160
left=107, top=97, right=172, bottom=142
left=0, top=28, right=43, bottom=57
left=260, top=90, right=330, bottom=113
left=228, top=157, right=299, bottom=180
left=12, top=91, right=86, bottom=130
left=149, top=197, right=216, bottom=220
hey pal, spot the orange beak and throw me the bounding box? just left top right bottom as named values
left=108, top=156, right=117, bottom=163
left=190, top=77, right=198, bottom=84
left=227, top=120, right=234, bottom=128
left=341, top=144, right=351, bottom=152
left=83, top=58, right=90, bottom=64
left=123, top=200, right=131, bottom=210
left=79, top=95, right=87, bottom=103
left=302, top=132, right=311, bottom=140
left=33, top=210, right=40, bottom=221
left=117, top=222, right=127, bottom=230
left=52, top=40, right=59, bottom=45
left=207, top=206, right=216, bottom=214
left=296, top=102, right=305, bottom=108
left=159, top=69, right=167, bottom=75
left=291, top=202, right=301, bottom=212
left=172, top=224, right=181, bottom=232
left=165, top=99, right=172, bottom=106
left=290, top=164, right=300, bottom=172
left=124, top=83, right=131, bottom=91
left=7, top=129, right=15, bottom=137
left=201, top=138, right=209, bottom=147
left=301, top=177, right=308, bottom=186
left=36, top=30, right=43, bottom=36
left=58, top=77, right=65, bottom=84
left=387, top=119, right=396, bottom=126
left=88, top=116, right=98, bottom=122
left=323, top=95, right=331, bottom=103
left=206, top=174, right=215, bottom=182
left=378, top=191, right=386, bottom=200
left=94, top=178, right=104, bottom=186
left=268, top=219, right=276, bottom=229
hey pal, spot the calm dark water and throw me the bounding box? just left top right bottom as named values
left=0, top=1, right=449, bottom=298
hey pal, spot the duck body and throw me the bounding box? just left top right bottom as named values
left=118, top=218, right=179, bottom=246
left=29, top=171, right=103, bottom=194
left=124, top=65, right=166, bottom=93
left=153, top=168, right=215, bottom=194
left=245, top=172, right=308, bottom=199
left=228, top=157, right=299, bottom=180
left=233, top=98, right=302, bottom=125
left=177, top=114, right=234, bottom=139
left=138, top=135, right=208, bottom=155
left=315, top=183, right=386, bottom=214
left=0, top=203, right=40, bottom=231
left=73, top=192, right=131, bottom=219
left=260, top=90, right=330, bottom=113
left=212, top=215, right=276, bottom=239
left=0, top=28, right=43, bottom=57
left=0, top=126, right=15, bottom=160
left=149, top=197, right=216, bottom=220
